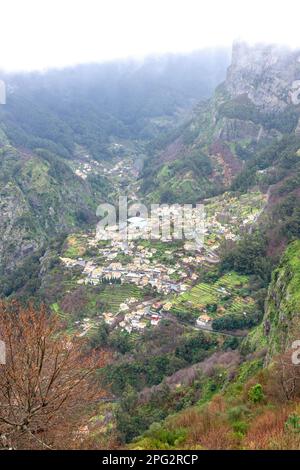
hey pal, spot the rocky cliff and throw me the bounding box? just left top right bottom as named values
left=226, top=41, right=300, bottom=112
left=142, top=42, right=300, bottom=204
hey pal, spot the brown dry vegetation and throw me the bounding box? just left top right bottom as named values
left=153, top=351, right=300, bottom=450
left=0, top=301, right=108, bottom=449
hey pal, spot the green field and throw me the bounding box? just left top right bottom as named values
left=93, top=283, right=144, bottom=314
left=171, top=272, right=254, bottom=319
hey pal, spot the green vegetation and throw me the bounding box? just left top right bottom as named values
left=100, top=327, right=217, bottom=396
left=171, top=271, right=257, bottom=328
left=258, top=240, right=300, bottom=358
left=3, top=40, right=300, bottom=452
left=248, top=384, right=264, bottom=403
left=219, top=95, right=300, bottom=134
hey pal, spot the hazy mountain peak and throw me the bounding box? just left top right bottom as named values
left=227, top=41, right=300, bottom=112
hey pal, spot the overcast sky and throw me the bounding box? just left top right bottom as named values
left=1, top=0, right=300, bottom=71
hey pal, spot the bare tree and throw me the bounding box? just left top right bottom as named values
left=0, top=301, right=106, bottom=449
left=266, top=350, right=300, bottom=403
left=277, top=352, right=300, bottom=401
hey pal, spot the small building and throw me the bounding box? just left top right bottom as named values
left=119, top=303, right=129, bottom=312
left=196, top=314, right=212, bottom=328
left=151, top=314, right=161, bottom=326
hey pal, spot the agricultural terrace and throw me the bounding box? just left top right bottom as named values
left=170, top=272, right=255, bottom=320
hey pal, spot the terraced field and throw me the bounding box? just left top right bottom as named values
left=215, top=272, right=249, bottom=289
left=171, top=271, right=254, bottom=319
left=227, top=296, right=255, bottom=314
left=177, top=283, right=219, bottom=307
left=97, top=284, right=144, bottom=314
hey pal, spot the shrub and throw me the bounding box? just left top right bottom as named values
left=232, top=420, right=248, bottom=435
left=144, top=422, right=187, bottom=447
left=227, top=404, right=251, bottom=423
left=285, top=413, right=300, bottom=433
left=248, top=384, right=264, bottom=403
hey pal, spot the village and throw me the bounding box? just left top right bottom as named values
left=52, top=147, right=267, bottom=337
left=71, top=142, right=142, bottom=200
left=58, top=182, right=265, bottom=337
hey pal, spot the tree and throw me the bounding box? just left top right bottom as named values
left=108, top=329, right=132, bottom=354
left=114, top=385, right=140, bottom=443
left=0, top=301, right=106, bottom=449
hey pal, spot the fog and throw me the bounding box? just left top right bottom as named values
left=1, top=0, right=300, bottom=71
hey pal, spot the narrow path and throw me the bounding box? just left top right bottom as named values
left=163, top=312, right=247, bottom=338
left=192, top=323, right=247, bottom=338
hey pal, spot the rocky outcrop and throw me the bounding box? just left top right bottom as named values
left=226, top=41, right=300, bottom=112
left=214, top=117, right=264, bottom=141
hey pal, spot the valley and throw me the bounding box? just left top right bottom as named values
left=1, top=41, right=300, bottom=451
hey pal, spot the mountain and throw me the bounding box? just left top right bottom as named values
left=141, top=42, right=300, bottom=204
left=0, top=138, right=113, bottom=278
left=255, top=239, right=300, bottom=362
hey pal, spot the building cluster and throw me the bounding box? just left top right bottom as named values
left=59, top=186, right=265, bottom=336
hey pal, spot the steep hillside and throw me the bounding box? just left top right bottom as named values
left=0, top=136, right=113, bottom=275
left=0, top=49, right=229, bottom=159
left=245, top=240, right=300, bottom=362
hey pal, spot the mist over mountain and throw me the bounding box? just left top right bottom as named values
left=1, top=49, right=230, bottom=157
left=1, top=40, right=300, bottom=452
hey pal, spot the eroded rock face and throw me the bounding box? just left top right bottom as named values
left=226, top=41, right=300, bottom=112
left=214, top=117, right=264, bottom=141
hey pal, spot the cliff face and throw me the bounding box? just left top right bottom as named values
left=262, top=240, right=300, bottom=362
left=226, top=42, right=300, bottom=112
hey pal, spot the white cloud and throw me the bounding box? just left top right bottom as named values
left=0, top=0, right=300, bottom=71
